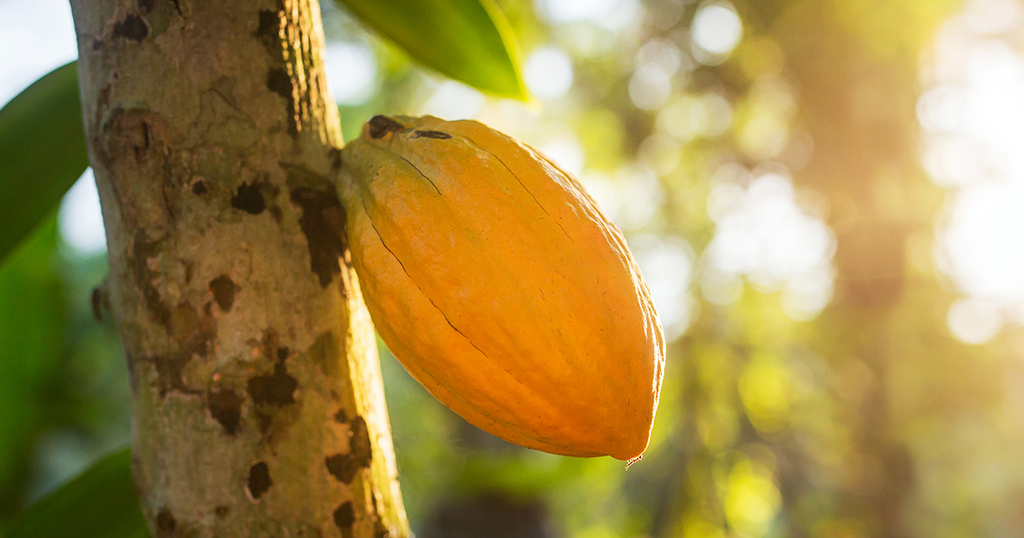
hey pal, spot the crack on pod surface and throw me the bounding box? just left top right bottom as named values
left=463, top=138, right=573, bottom=241
left=374, top=148, right=441, bottom=195
left=411, top=130, right=451, bottom=139
left=360, top=199, right=490, bottom=360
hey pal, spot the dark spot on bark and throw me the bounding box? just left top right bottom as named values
left=411, top=130, right=451, bottom=140
left=138, top=0, right=155, bottom=14
left=100, top=105, right=178, bottom=309
left=209, top=275, right=238, bottom=311
left=334, top=408, right=349, bottom=424
left=171, top=0, right=183, bottom=17
left=91, top=38, right=103, bottom=51
left=266, top=68, right=297, bottom=136
left=149, top=354, right=190, bottom=396
left=255, top=412, right=273, bottom=436
left=367, top=115, right=404, bottom=139
left=132, top=229, right=171, bottom=327
left=305, top=331, right=342, bottom=378
left=172, top=301, right=216, bottom=359
left=333, top=501, right=355, bottom=534
left=373, top=509, right=391, bottom=538
left=330, top=147, right=343, bottom=171
left=231, top=182, right=266, bottom=214
left=113, top=14, right=149, bottom=42
left=208, top=387, right=243, bottom=435
left=248, top=363, right=297, bottom=407
left=290, top=187, right=346, bottom=287
left=142, top=300, right=217, bottom=396
left=192, top=180, right=208, bottom=195
left=325, top=453, right=360, bottom=484
left=247, top=328, right=301, bottom=441
left=247, top=462, right=272, bottom=500
left=156, top=508, right=176, bottom=535
left=215, top=505, right=230, bottom=518
left=256, top=10, right=285, bottom=64
left=350, top=414, right=374, bottom=467
left=257, top=10, right=279, bottom=38
left=94, top=85, right=111, bottom=130
left=261, top=328, right=280, bottom=359
left=183, top=261, right=194, bottom=285
left=348, top=416, right=373, bottom=468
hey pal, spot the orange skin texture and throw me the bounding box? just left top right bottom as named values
left=337, top=115, right=665, bottom=460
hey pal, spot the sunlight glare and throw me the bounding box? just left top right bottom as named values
left=920, top=0, right=1024, bottom=342
left=59, top=169, right=107, bottom=255
left=691, top=2, right=743, bottom=60
left=418, top=80, right=486, bottom=120
left=948, top=297, right=1003, bottom=345
left=324, top=42, right=377, bottom=106
left=703, top=170, right=835, bottom=319
left=525, top=45, right=574, bottom=100
left=534, top=0, right=640, bottom=32
left=630, top=234, right=696, bottom=341
left=0, top=0, right=77, bottom=106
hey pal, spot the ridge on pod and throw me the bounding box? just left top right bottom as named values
left=336, top=115, right=665, bottom=461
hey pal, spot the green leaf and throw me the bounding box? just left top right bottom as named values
left=0, top=61, right=89, bottom=264
left=337, top=0, right=527, bottom=100
left=5, top=448, right=150, bottom=538
left=0, top=215, right=63, bottom=518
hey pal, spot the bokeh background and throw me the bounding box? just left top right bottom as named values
left=4, top=0, right=1024, bottom=535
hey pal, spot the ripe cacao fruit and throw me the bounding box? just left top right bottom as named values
left=337, top=115, right=664, bottom=460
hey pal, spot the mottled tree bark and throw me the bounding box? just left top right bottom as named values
left=69, top=0, right=409, bottom=536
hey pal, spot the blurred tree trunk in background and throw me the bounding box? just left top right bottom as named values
left=641, top=2, right=958, bottom=537
left=769, top=2, right=944, bottom=535
left=68, top=0, right=409, bottom=536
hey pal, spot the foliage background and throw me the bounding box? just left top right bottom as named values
left=4, top=0, right=1024, bottom=536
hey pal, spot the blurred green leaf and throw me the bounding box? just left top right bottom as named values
left=0, top=61, right=88, bottom=265
left=0, top=216, right=63, bottom=520
left=336, top=0, right=527, bottom=100
left=5, top=448, right=149, bottom=538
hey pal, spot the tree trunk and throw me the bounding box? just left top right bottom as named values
left=68, top=0, right=410, bottom=536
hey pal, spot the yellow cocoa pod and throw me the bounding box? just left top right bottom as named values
left=338, top=115, right=665, bottom=461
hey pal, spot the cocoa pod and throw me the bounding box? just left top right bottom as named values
left=337, top=115, right=664, bottom=460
